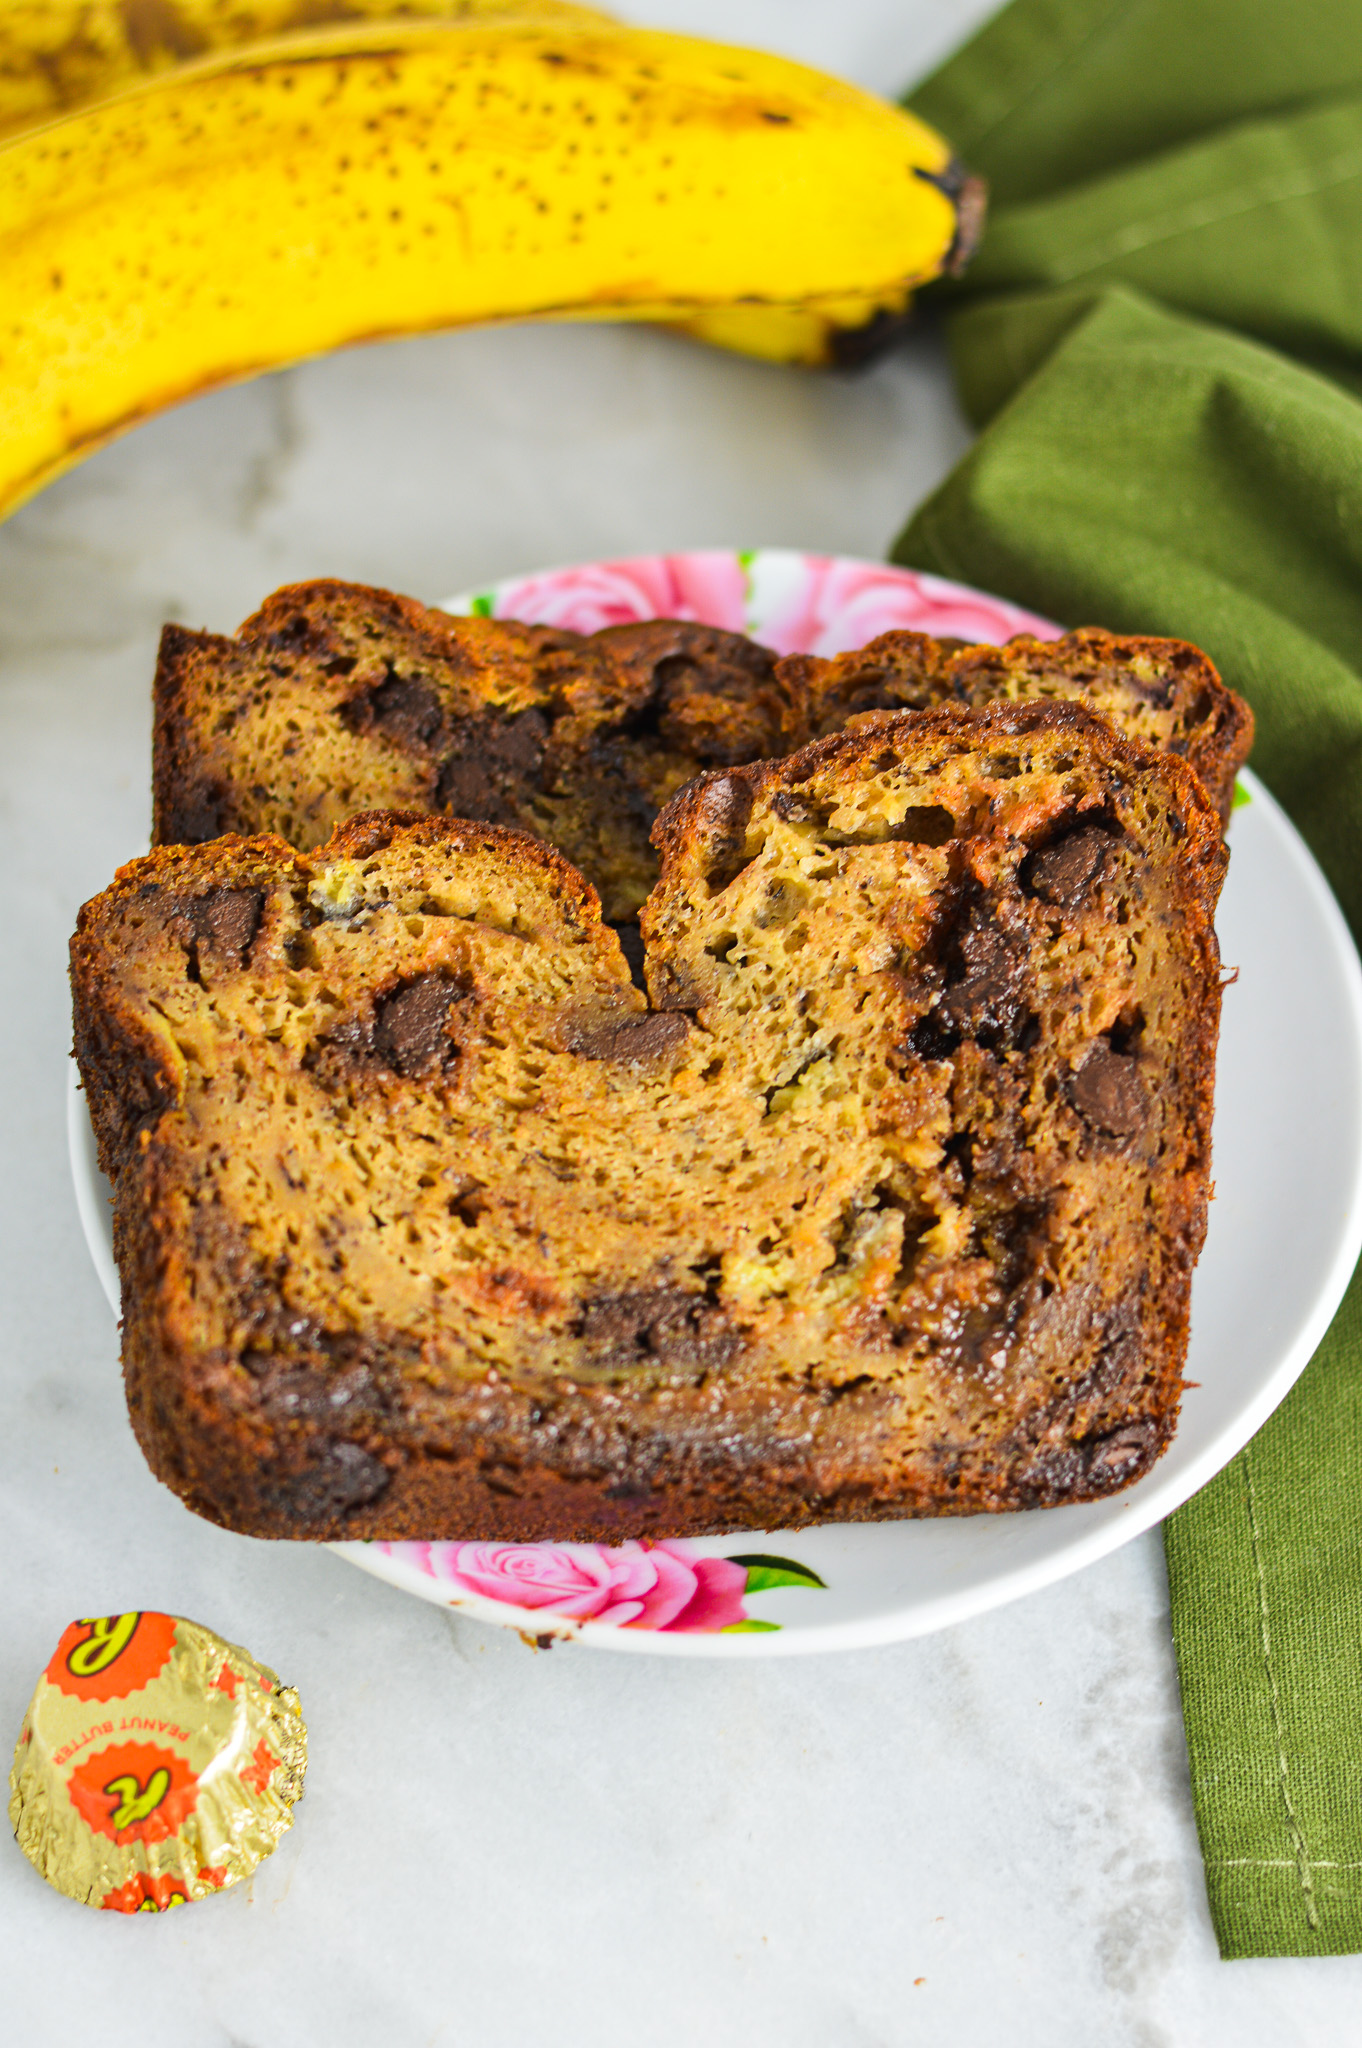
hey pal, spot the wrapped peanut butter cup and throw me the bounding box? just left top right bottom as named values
left=9, top=1611, right=306, bottom=1911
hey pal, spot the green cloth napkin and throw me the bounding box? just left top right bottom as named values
left=895, top=0, right=1362, bottom=1960
left=908, top=0, right=1362, bottom=205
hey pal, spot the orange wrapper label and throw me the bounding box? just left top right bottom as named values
left=8, top=1613, right=306, bottom=1911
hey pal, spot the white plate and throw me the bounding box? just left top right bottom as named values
left=69, top=551, right=1362, bottom=1655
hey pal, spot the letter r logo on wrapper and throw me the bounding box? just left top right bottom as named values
left=67, top=1743, right=198, bottom=1844
left=67, top=1614, right=138, bottom=1676
left=46, top=1613, right=178, bottom=1700
left=104, top=1764, right=172, bottom=1829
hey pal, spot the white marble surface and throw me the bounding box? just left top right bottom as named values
left=4, top=2, right=1359, bottom=2037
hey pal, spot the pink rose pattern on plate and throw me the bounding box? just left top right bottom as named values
left=478, top=551, right=748, bottom=637
left=756, top=556, right=1059, bottom=658
left=468, top=549, right=1058, bottom=653
left=422, top=552, right=1059, bottom=1631
left=378, top=1540, right=827, bottom=1635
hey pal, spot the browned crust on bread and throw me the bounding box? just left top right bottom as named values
left=776, top=627, right=1253, bottom=824
left=76, top=704, right=1226, bottom=1542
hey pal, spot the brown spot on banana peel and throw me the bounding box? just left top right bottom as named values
left=121, top=0, right=213, bottom=68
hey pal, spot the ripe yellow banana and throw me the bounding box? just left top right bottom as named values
left=0, top=18, right=979, bottom=524
left=0, top=0, right=609, bottom=139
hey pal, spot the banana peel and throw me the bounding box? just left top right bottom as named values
left=0, top=0, right=611, bottom=139
left=0, top=18, right=983, bottom=524
left=676, top=156, right=983, bottom=368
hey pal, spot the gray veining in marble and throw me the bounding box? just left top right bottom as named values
left=3, top=3, right=1359, bottom=2039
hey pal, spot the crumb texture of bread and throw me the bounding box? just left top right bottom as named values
left=81, top=705, right=1227, bottom=1542
left=152, top=586, right=1252, bottom=933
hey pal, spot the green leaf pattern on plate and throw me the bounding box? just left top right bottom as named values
left=728, top=1552, right=829, bottom=1594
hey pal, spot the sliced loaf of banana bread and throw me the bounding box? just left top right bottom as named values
left=75, top=702, right=1226, bottom=1542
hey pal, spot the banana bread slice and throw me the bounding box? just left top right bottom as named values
left=776, top=626, right=1252, bottom=822
left=151, top=586, right=1251, bottom=936
left=152, top=579, right=786, bottom=925
left=78, top=702, right=1226, bottom=1543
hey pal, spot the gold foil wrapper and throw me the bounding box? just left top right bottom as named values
left=8, top=1612, right=306, bottom=1911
